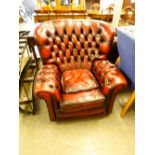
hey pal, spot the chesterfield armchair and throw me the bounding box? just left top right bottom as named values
left=33, top=19, right=127, bottom=121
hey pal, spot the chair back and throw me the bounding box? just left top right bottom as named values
left=34, top=19, right=114, bottom=72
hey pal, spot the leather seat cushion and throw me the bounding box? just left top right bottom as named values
left=61, top=69, right=99, bottom=93
left=60, top=89, right=105, bottom=112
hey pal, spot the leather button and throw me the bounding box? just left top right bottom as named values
left=84, top=41, right=88, bottom=49
left=53, top=45, right=59, bottom=52
left=59, top=50, right=63, bottom=60
left=63, top=35, right=68, bottom=45
left=76, top=42, right=81, bottom=50
left=66, top=49, right=71, bottom=59
left=80, top=49, right=85, bottom=58
left=61, top=43, right=66, bottom=52
left=55, top=37, right=61, bottom=46
left=72, top=34, right=77, bottom=44
left=68, top=42, right=73, bottom=51
left=88, top=34, right=93, bottom=43
left=95, top=34, right=100, bottom=44
left=91, top=42, right=96, bottom=48
left=79, top=34, right=85, bottom=43
left=73, top=49, right=78, bottom=57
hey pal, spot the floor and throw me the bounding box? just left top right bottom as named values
left=19, top=92, right=135, bottom=155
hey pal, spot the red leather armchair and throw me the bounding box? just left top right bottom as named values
left=33, top=19, right=127, bottom=121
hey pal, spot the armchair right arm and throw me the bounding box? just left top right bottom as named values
left=92, top=60, right=127, bottom=113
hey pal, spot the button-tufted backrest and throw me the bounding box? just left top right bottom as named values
left=34, top=19, right=114, bottom=72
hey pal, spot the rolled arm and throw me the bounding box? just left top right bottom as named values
left=93, top=60, right=127, bottom=96
left=34, top=64, right=61, bottom=102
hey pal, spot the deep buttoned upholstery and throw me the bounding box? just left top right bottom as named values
left=33, top=19, right=127, bottom=121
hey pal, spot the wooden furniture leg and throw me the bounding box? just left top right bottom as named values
left=120, top=90, right=135, bottom=118
left=115, top=56, right=120, bottom=65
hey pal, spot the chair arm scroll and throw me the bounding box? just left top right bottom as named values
left=34, top=64, right=61, bottom=102
left=93, top=60, right=127, bottom=96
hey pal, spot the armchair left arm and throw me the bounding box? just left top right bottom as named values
left=34, top=64, right=61, bottom=121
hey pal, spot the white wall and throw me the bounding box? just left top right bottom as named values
left=100, top=0, right=115, bottom=13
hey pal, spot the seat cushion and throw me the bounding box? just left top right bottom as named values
left=61, top=69, right=99, bottom=93
left=60, top=89, right=105, bottom=112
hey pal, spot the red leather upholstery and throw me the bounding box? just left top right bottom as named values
left=61, top=69, right=99, bottom=93
left=34, top=19, right=114, bottom=72
left=93, top=60, right=127, bottom=96
left=33, top=19, right=127, bottom=121
left=34, top=64, right=61, bottom=101
left=60, top=89, right=105, bottom=112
